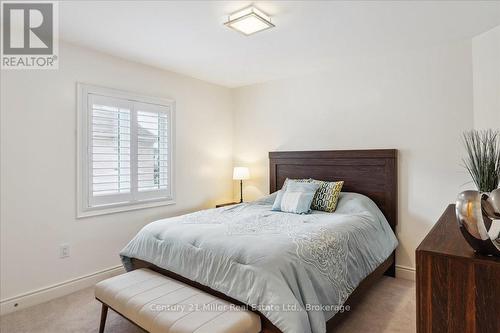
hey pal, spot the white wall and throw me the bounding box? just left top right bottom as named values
left=0, top=43, right=234, bottom=303
left=0, top=35, right=486, bottom=310
left=472, top=25, right=500, bottom=129
left=232, top=40, right=474, bottom=272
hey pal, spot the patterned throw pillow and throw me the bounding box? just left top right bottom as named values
left=310, top=180, right=344, bottom=212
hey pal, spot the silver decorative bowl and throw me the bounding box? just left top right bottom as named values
left=456, top=188, right=500, bottom=256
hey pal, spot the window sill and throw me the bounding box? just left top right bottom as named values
left=77, top=199, right=175, bottom=218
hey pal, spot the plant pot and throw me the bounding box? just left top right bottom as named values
left=455, top=188, right=500, bottom=256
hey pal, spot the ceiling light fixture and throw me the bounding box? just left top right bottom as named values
left=224, top=6, right=275, bottom=36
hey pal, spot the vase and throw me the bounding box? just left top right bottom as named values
left=455, top=188, right=500, bottom=256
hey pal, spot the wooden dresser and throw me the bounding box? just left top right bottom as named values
left=416, top=204, right=500, bottom=333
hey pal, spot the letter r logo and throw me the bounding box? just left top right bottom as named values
left=2, top=2, right=53, bottom=55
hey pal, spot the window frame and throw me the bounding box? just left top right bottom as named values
left=77, top=83, right=175, bottom=218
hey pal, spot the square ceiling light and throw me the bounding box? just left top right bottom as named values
left=224, top=6, right=275, bottom=36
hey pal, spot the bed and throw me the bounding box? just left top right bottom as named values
left=120, top=149, right=398, bottom=333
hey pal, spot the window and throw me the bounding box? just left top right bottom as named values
left=77, top=84, right=174, bottom=217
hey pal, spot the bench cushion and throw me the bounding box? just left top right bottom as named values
left=95, top=268, right=261, bottom=333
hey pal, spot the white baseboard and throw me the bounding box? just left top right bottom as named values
left=0, top=265, right=125, bottom=316
left=395, top=264, right=415, bottom=281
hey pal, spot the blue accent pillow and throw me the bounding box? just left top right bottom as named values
left=272, top=182, right=320, bottom=214
left=271, top=190, right=285, bottom=211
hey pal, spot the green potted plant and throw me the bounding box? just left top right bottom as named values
left=456, top=129, right=500, bottom=256
left=462, top=129, right=500, bottom=193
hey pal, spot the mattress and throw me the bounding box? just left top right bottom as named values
left=120, top=192, right=398, bottom=333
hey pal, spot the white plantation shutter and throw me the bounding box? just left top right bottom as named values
left=135, top=102, right=171, bottom=200
left=89, top=95, right=133, bottom=206
left=78, top=84, right=174, bottom=217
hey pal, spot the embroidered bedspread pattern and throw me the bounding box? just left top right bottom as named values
left=120, top=193, right=398, bottom=333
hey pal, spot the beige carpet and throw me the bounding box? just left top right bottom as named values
left=0, top=277, right=415, bottom=333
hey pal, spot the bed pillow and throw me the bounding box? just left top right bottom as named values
left=281, top=178, right=312, bottom=190
left=272, top=179, right=311, bottom=210
left=310, top=180, right=344, bottom=212
left=274, top=182, right=320, bottom=214
left=271, top=190, right=285, bottom=211
left=272, top=178, right=312, bottom=209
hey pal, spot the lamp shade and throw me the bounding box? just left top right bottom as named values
left=233, top=167, right=250, bottom=180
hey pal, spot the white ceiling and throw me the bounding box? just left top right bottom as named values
left=60, top=1, right=500, bottom=88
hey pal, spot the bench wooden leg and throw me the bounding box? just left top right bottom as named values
left=99, top=303, right=108, bottom=333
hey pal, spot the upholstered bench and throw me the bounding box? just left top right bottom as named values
left=95, top=268, right=261, bottom=333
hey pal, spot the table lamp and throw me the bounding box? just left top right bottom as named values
left=233, top=167, right=250, bottom=203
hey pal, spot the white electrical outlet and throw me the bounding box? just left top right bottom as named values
left=59, top=244, right=70, bottom=258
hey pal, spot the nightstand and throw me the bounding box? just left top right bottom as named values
left=215, top=202, right=239, bottom=208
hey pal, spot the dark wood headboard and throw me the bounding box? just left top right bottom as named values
left=269, top=149, right=398, bottom=231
